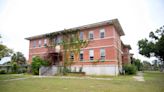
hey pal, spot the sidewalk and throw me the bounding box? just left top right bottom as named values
left=133, top=71, right=145, bottom=82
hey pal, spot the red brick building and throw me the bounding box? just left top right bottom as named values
left=25, top=19, right=132, bottom=75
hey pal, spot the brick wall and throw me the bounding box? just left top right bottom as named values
left=28, top=25, right=122, bottom=66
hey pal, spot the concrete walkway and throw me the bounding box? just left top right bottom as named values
left=133, top=71, right=145, bottom=82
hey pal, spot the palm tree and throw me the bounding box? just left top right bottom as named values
left=11, top=52, right=26, bottom=65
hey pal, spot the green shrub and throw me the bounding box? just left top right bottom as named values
left=123, top=64, right=137, bottom=75
left=12, top=62, right=19, bottom=73
left=31, top=56, right=49, bottom=75
left=0, top=70, right=6, bottom=74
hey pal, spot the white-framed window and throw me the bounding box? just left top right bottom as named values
left=70, top=52, right=74, bottom=61
left=79, top=32, right=83, bottom=40
left=100, top=29, right=105, bottom=38
left=88, top=31, right=94, bottom=40
left=38, top=40, right=42, bottom=47
left=79, top=50, right=83, bottom=61
left=100, top=48, right=105, bottom=60
left=89, top=49, right=94, bottom=61
left=44, top=39, right=47, bottom=46
left=33, top=40, right=36, bottom=48
left=56, top=36, right=61, bottom=45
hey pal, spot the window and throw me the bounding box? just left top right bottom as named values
left=38, top=40, right=42, bottom=47
left=89, top=31, right=94, bottom=40
left=44, top=39, right=47, bottom=46
left=79, top=32, right=83, bottom=40
left=100, top=48, right=105, bottom=60
left=33, top=40, right=36, bottom=48
left=89, top=49, right=94, bottom=61
left=70, top=52, right=74, bottom=61
left=56, top=36, right=61, bottom=45
left=79, top=51, right=83, bottom=61
left=100, top=29, right=105, bottom=38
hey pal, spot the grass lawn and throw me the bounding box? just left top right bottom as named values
left=0, top=71, right=164, bottom=92
left=0, top=74, right=31, bottom=81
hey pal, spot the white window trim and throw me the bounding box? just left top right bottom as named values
left=89, top=49, right=94, bottom=61
left=44, top=39, right=47, bottom=46
left=89, top=31, right=94, bottom=40
left=100, top=48, right=105, bottom=60
left=80, top=50, right=84, bottom=61
left=70, top=52, right=74, bottom=61
left=99, top=29, right=105, bottom=38
left=33, top=41, right=36, bottom=48
left=38, top=40, right=42, bottom=47
left=80, top=32, right=83, bottom=40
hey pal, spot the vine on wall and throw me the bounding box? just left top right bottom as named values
left=46, top=29, right=89, bottom=68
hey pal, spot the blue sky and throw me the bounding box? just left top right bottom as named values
left=0, top=0, right=164, bottom=64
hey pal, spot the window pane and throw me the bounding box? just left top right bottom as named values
left=89, top=50, right=94, bottom=61
left=33, top=41, right=36, bottom=48
left=80, top=51, right=83, bottom=61
left=56, top=36, right=61, bottom=45
left=38, top=40, right=41, bottom=47
left=89, top=31, right=94, bottom=40
left=70, top=52, right=74, bottom=61
left=100, top=48, right=105, bottom=60
left=89, top=50, right=94, bottom=56
left=80, top=32, right=83, bottom=40
left=100, top=29, right=105, bottom=38
left=44, top=39, right=47, bottom=46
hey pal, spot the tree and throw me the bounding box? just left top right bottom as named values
left=138, top=25, right=164, bottom=70
left=31, top=56, right=49, bottom=75
left=0, top=44, right=13, bottom=60
left=10, top=52, right=26, bottom=73
left=142, top=61, right=152, bottom=71
left=0, top=35, right=13, bottom=60
left=11, top=52, right=26, bottom=65
left=152, top=60, right=159, bottom=71
left=133, top=58, right=143, bottom=71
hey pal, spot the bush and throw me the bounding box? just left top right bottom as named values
left=31, top=56, right=49, bottom=75
left=123, top=64, right=137, bottom=75
left=12, top=62, right=19, bottom=73
left=0, top=70, right=6, bottom=74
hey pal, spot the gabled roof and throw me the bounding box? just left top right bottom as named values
left=25, top=19, right=125, bottom=40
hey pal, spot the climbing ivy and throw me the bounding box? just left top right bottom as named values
left=46, top=29, right=89, bottom=69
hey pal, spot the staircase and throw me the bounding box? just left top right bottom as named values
left=39, top=66, right=58, bottom=76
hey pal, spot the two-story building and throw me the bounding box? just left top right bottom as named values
left=25, top=19, right=132, bottom=76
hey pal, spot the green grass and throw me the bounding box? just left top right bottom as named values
left=0, top=71, right=164, bottom=92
